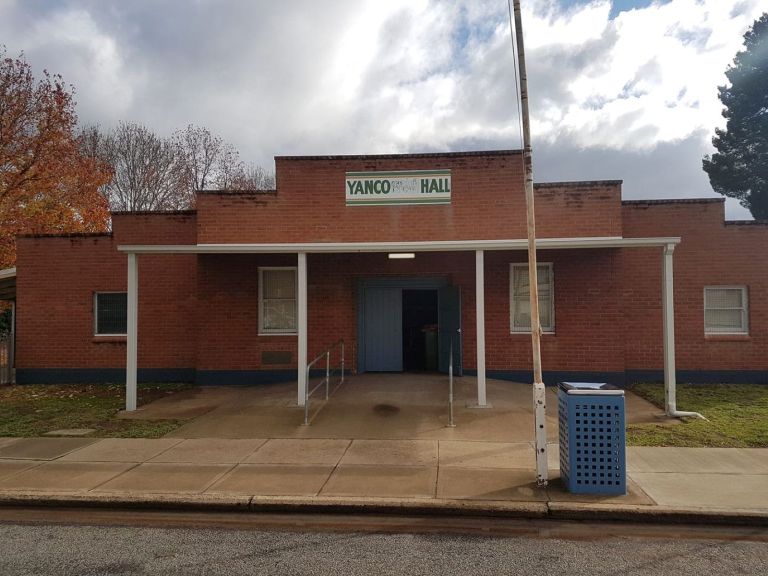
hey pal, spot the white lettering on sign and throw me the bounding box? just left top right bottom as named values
left=345, top=170, right=451, bottom=206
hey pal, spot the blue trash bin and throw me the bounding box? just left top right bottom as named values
left=558, top=382, right=626, bottom=495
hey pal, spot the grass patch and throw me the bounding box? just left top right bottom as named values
left=0, top=383, right=193, bottom=438
left=627, top=383, right=768, bottom=447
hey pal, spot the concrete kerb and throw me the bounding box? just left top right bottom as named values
left=0, top=491, right=252, bottom=512
left=547, top=502, right=768, bottom=527
left=0, top=492, right=766, bottom=527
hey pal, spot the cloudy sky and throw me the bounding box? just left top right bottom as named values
left=1, top=0, right=765, bottom=218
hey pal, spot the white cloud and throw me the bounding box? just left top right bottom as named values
left=525, top=0, right=766, bottom=150
left=11, top=6, right=137, bottom=126
left=526, top=0, right=613, bottom=49
left=0, top=0, right=763, bottom=218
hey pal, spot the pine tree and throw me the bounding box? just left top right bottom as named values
left=703, top=13, right=768, bottom=219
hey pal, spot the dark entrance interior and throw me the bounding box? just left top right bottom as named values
left=358, top=278, right=460, bottom=374
left=402, top=290, right=439, bottom=371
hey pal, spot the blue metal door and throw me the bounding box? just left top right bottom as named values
left=438, top=286, right=462, bottom=375
left=363, top=287, right=403, bottom=371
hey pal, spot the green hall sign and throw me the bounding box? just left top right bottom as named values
left=345, top=169, right=451, bottom=206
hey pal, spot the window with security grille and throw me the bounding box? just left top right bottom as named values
left=510, top=263, right=554, bottom=333
left=95, top=293, right=127, bottom=335
left=259, top=268, right=297, bottom=334
left=704, top=286, right=748, bottom=334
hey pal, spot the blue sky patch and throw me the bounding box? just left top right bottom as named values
left=559, top=0, right=672, bottom=20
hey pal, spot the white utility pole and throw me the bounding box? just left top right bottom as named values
left=512, top=0, right=548, bottom=486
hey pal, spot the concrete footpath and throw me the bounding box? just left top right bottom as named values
left=0, top=437, right=766, bottom=525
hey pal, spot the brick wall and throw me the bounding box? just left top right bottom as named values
left=534, top=182, right=623, bottom=239
left=13, top=152, right=767, bottom=384
left=112, top=211, right=197, bottom=245
left=192, top=249, right=624, bottom=376
left=15, top=213, right=198, bottom=374
left=622, top=200, right=768, bottom=374
left=196, top=152, right=622, bottom=244
left=484, top=249, right=624, bottom=374
left=195, top=252, right=471, bottom=372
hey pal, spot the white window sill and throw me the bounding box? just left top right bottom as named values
left=258, top=332, right=298, bottom=337
left=704, top=333, right=750, bottom=341
left=510, top=331, right=556, bottom=336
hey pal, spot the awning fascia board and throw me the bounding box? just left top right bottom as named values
left=0, top=267, right=16, bottom=280
left=118, top=236, right=681, bottom=255
left=0, top=267, right=16, bottom=300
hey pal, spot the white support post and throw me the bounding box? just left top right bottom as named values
left=297, top=252, right=308, bottom=406
left=9, top=301, right=15, bottom=383
left=126, top=253, right=138, bottom=412
left=662, top=244, right=676, bottom=415
left=475, top=250, right=488, bottom=407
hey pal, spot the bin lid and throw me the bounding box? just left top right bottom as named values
left=559, top=382, right=624, bottom=396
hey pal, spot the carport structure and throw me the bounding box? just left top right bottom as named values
left=118, top=235, right=685, bottom=430
left=0, top=267, right=16, bottom=384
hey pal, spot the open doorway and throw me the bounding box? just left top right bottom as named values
left=358, top=278, right=461, bottom=374
left=402, top=290, right=439, bottom=372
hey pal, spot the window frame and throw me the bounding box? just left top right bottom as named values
left=509, top=262, right=555, bottom=334
left=258, top=266, right=298, bottom=336
left=93, top=291, right=128, bottom=337
left=703, top=285, right=749, bottom=335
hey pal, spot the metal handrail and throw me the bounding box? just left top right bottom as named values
left=303, top=339, right=345, bottom=425
left=447, top=337, right=456, bottom=427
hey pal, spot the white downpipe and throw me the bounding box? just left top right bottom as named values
left=475, top=250, right=487, bottom=407
left=662, top=244, right=706, bottom=420
left=297, top=252, right=308, bottom=407
left=126, top=253, right=138, bottom=411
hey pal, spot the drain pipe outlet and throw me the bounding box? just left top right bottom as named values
left=666, top=401, right=708, bottom=421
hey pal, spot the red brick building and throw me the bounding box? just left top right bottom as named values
left=3, top=150, right=767, bottom=406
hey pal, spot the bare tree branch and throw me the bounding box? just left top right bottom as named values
left=80, top=122, right=275, bottom=211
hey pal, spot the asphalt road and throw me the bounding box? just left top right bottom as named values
left=0, top=511, right=766, bottom=576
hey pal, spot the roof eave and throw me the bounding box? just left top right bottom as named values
left=117, top=237, right=681, bottom=255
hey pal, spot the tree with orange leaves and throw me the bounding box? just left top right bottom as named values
left=0, top=47, right=112, bottom=269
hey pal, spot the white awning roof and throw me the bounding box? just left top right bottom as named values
left=0, top=267, right=16, bottom=300
left=118, top=236, right=680, bottom=254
